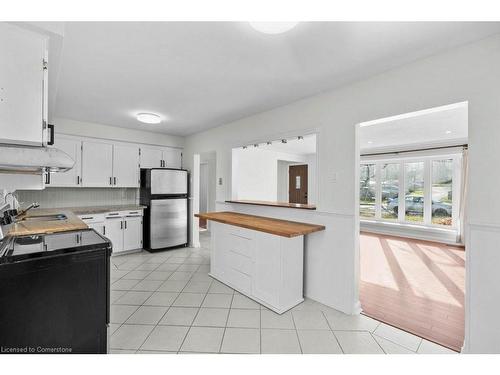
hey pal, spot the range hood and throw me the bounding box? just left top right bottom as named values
left=0, top=145, right=74, bottom=174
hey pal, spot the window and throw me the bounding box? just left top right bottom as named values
left=359, top=153, right=461, bottom=229
left=431, top=159, right=453, bottom=226
left=359, top=164, right=376, bottom=218
left=404, top=162, right=424, bottom=223
left=381, top=163, right=399, bottom=220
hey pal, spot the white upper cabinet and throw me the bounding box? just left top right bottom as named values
left=0, top=23, right=48, bottom=146
left=163, top=148, right=182, bottom=169
left=48, top=135, right=82, bottom=187
left=81, top=141, right=114, bottom=187
left=113, top=144, right=139, bottom=187
left=140, top=146, right=182, bottom=169
left=140, top=147, right=163, bottom=169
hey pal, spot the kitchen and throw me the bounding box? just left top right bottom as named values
left=2, top=13, right=500, bottom=362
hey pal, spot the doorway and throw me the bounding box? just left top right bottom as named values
left=289, top=164, right=308, bottom=204
left=355, top=102, right=468, bottom=352
left=199, top=162, right=209, bottom=230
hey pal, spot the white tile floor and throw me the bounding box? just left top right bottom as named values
left=109, top=232, right=456, bottom=354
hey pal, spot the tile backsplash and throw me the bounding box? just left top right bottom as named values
left=15, top=188, right=139, bottom=208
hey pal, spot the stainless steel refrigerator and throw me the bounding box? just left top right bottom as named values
left=140, top=168, right=189, bottom=251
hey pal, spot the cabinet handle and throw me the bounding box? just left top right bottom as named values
left=114, top=177, right=117, bottom=185
left=124, top=220, right=127, bottom=229
left=47, top=124, right=55, bottom=145
left=45, top=171, right=51, bottom=185
left=103, top=225, right=106, bottom=235
left=77, top=176, right=80, bottom=185
left=120, top=221, right=123, bottom=230
left=109, top=177, right=112, bottom=185
left=81, top=216, right=93, bottom=220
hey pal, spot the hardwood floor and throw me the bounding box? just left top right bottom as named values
left=360, top=232, right=465, bottom=352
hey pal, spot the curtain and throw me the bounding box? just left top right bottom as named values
left=457, top=148, right=468, bottom=244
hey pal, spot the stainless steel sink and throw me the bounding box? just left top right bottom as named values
left=20, top=214, right=67, bottom=222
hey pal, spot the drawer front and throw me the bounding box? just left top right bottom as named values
left=227, top=250, right=253, bottom=276
left=78, top=214, right=105, bottom=224
left=227, top=226, right=253, bottom=240
left=226, top=268, right=252, bottom=295
left=227, top=233, right=254, bottom=258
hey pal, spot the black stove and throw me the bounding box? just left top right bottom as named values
left=0, top=229, right=112, bottom=354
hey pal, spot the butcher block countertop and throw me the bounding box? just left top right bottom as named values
left=195, top=211, right=325, bottom=238
left=225, top=200, right=316, bottom=210
left=6, top=208, right=88, bottom=237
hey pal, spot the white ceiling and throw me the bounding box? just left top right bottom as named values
left=52, top=22, right=500, bottom=136
left=359, top=102, right=468, bottom=153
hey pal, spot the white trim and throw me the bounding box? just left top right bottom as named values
left=361, top=220, right=461, bottom=245
left=359, top=101, right=468, bottom=128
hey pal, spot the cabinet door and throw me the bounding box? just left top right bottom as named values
left=140, top=147, right=163, bottom=169
left=0, top=23, right=47, bottom=146
left=113, top=144, right=139, bottom=187
left=49, top=136, right=81, bottom=187
left=163, top=148, right=182, bottom=169
left=123, top=216, right=143, bottom=251
left=252, top=232, right=280, bottom=307
left=104, top=218, right=124, bottom=254
left=81, top=141, right=113, bottom=187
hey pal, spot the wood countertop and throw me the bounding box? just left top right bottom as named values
left=225, top=200, right=316, bottom=210
left=195, top=211, right=325, bottom=238
left=6, top=208, right=88, bottom=237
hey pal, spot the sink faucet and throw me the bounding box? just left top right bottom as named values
left=16, top=202, right=40, bottom=218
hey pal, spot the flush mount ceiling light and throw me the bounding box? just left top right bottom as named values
left=136, top=113, right=161, bottom=124
left=249, top=22, right=299, bottom=34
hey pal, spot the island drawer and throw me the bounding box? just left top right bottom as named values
left=227, top=250, right=253, bottom=276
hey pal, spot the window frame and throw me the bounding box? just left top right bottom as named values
left=360, top=151, right=462, bottom=229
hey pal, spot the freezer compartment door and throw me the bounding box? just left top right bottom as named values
left=150, top=169, right=188, bottom=195
left=150, top=198, right=188, bottom=249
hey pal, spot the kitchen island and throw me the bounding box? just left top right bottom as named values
left=195, top=211, right=325, bottom=313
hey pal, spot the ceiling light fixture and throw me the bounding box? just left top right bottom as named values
left=249, top=22, right=299, bottom=35
left=445, top=130, right=452, bottom=134
left=136, top=113, right=161, bottom=124
left=281, top=139, right=287, bottom=144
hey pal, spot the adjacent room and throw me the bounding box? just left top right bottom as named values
left=358, top=102, right=468, bottom=351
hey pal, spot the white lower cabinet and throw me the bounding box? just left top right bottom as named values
left=104, top=217, right=125, bottom=254
left=79, top=210, right=143, bottom=254
left=210, top=222, right=304, bottom=314
left=123, top=216, right=143, bottom=251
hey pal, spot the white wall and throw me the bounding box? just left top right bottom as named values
left=53, top=117, right=185, bottom=149
left=232, top=148, right=307, bottom=201
left=184, top=34, right=500, bottom=353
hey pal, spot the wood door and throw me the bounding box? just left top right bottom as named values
left=289, top=165, right=308, bottom=204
